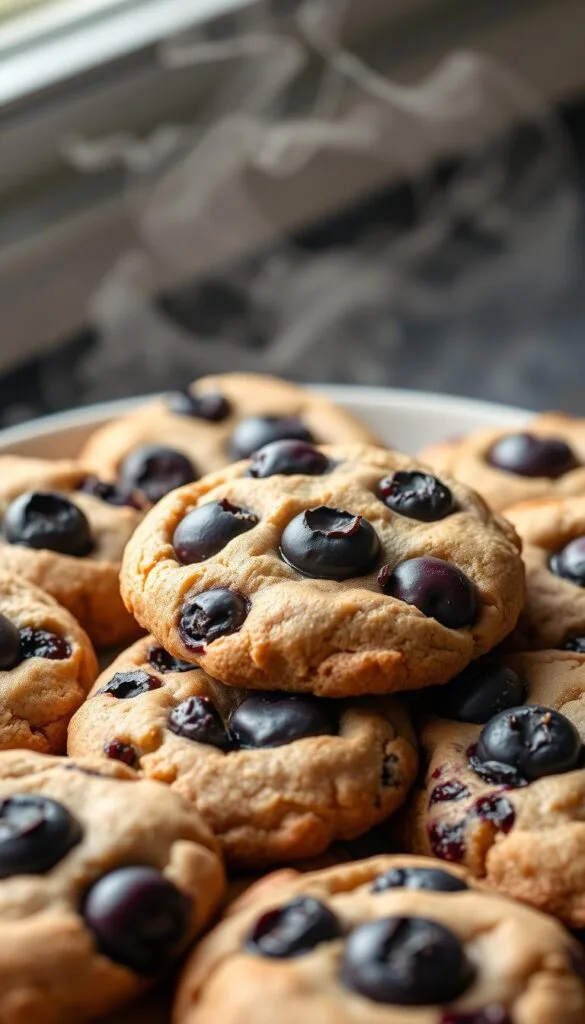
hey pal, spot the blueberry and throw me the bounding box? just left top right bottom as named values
left=280, top=506, right=380, bottom=581
left=119, top=446, right=197, bottom=503
left=179, top=589, right=249, bottom=652
left=99, top=670, right=162, bottom=700
left=0, top=795, right=82, bottom=877
left=245, top=896, right=342, bottom=957
left=231, top=416, right=314, bottom=459
left=487, top=433, right=578, bottom=478
left=371, top=866, right=468, bottom=894
left=167, top=389, right=231, bottom=422
left=475, top=705, right=582, bottom=783
left=4, top=492, right=93, bottom=557
left=19, top=628, right=71, bottom=662
left=168, top=697, right=232, bottom=751
left=379, top=556, right=478, bottom=629
left=172, top=500, right=258, bottom=565
left=78, top=476, right=142, bottom=509
left=228, top=693, right=338, bottom=749
left=550, top=537, right=585, bottom=587
left=379, top=471, right=455, bottom=522
left=247, top=440, right=330, bottom=479
left=430, top=659, right=526, bottom=724
left=0, top=615, right=21, bottom=670
left=147, top=645, right=198, bottom=674
left=562, top=637, right=585, bottom=653
left=103, top=740, right=138, bottom=767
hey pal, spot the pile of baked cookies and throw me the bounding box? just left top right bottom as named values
left=1, top=372, right=585, bottom=1023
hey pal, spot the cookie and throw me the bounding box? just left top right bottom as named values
left=0, top=455, right=146, bottom=647
left=503, top=496, right=585, bottom=650
left=405, top=649, right=585, bottom=927
left=81, top=373, right=380, bottom=503
left=0, top=749, right=224, bottom=1023
left=0, top=571, right=97, bottom=753
left=419, top=412, right=585, bottom=511
left=173, top=854, right=585, bottom=1024
left=67, top=636, right=418, bottom=867
left=120, top=443, right=524, bottom=697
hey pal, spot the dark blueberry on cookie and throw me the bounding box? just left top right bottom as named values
left=167, top=389, right=231, bottom=422
left=19, top=628, right=71, bottom=661
left=371, top=866, right=468, bottom=894
left=562, top=636, right=585, bottom=653
left=0, top=615, right=22, bottom=670
left=487, top=433, right=578, bottom=478
left=430, top=659, right=526, bottom=724
left=0, top=795, right=82, bottom=877
left=247, top=440, right=330, bottom=479
left=246, top=897, right=341, bottom=958
left=119, top=445, right=197, bottom=503
left=99, top=670, right=162, bottom=699
left=379, top=471, right=455, bottom=522
left=179, top=589, right=249, bottom=652
left=103, top=740, right=138, bottom=767
left=78, top=475, right=143, bottom=509
left=147, top=645, right=198, bottom=674
left=168, top=697, right=232, bottom=751
left=341, top=916, right=472, bottom=1005
left=550, top=537, right=585, bottom=587
left=280, top=506, right=380, bottom=581
left=229, top=693, right=338, bottom=749
left=4, top=491, right=93, bottom=557
left=82, top=866, right=191, bottom=974
left=378, top=556, right=478, bottom=629
left=474, top=705, right=582, bottom=784
left=231, top=416, right=314, bottom=459
left=173, top=500, right=258, bottom=564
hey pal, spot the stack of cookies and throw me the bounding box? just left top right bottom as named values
left=0, top=373, right=583, bottom=1023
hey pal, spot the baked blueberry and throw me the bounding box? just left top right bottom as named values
left=562, top=636, right=585, bottom=653
left=78, top=476, right=142, bottom=509
left=172, top=500, right=258, bottom=564
left=231, top=416, right=314, bottom=459
left=429, top=659, right=526, bottom=724
left=147, top=645, right=198, bottom=674
left=103, top=740, right=138, bottom=767
left=82, top=865, right=191, bottom=974
left=4, top=492, right=93, bottom=557
left=168, top=697, right=232, bottom=751
left=379, top=471, right=455, bottom=522
left=280, top=506, right=380, bottom=581
left=228, top=693, right=338, bottom=749
left=0, top=615, right=21, bottom=670
left=119, top=446, right=197, bottom=503
left=474, top=705, right=582, bottom=783
left=341, top=916, right=472, bottom=1005
left=180, top=589, right=249, bottom=652
left=19, top=628, right=71, bottom=662
left=245, top=896, right=341, bottom=957
left=0, top=794, right=82, bottom=877
left=167, top=389, right=231, bottom=422
left=99, top=670, right=162, bottom=700
left=371, top=866, right=468, bottom=894
left=550, top=537, right=585, bottom=587
left=487, top=433, right=578, bottom=478
left=378, top=556, right=478, bottom=629
left=247, top=440, right=330, bottom=479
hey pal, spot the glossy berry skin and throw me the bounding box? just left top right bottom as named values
left=168, top=697, right=232, bottom=751
left=475, top=704, right=582, bottom=783
left=119, top=446, right=197, bottom=503
left=99, top=670, right=162, bottom=700
left=379, top=556, right=478, bottom=629
left=280, top=506, right=380, bottom=581
left=341, top=916, right=471, bottom=1005
left=562, top=636, right=585, bottom=653
left=0, top=615, right=22, bottom=670
left=167, top=389, right=231, bottom=422
left=82, top=866, right=191, bottom=974
left=0, top=795, right=82, bottom=877
left=172, top=500, right=258, bottom=564
left=179, top=589, right=249, bottom=652
left=78, top=476, right=142, bottom=509
left=231, top=416, right=314, bottom=459
left=430, top=660, right=526, bottom=724
left=379, top=471, right=455, bottom=522
left=371, top=866, right=468, bottom=894
left=4, top=491, right=93, bottom=557
left=550, top=537, right=585, bottom=587
left=247, top=440, right=330, bottom=479
left=245, top=897, right=342, bottom=958
left=147, top=645, right=198, bottom=674
left=19, top=628, right=71, bottom=662
left=487, top=432, right=578, bottom=478
left=228, top=693, right=338, bottom=749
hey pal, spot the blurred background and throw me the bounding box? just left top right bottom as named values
left=2, top=0, right=585, bottom=426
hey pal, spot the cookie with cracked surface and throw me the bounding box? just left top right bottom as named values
left=67, top=636, right=418, bottom=868
left=419, top=412, right=585, bottom=511
left=173, top=854, right=585, bottom=1024
left=80, top=373, right=380, bottom=500
left=405, top=649, right=585, bottom=927
left=120, top=443, right=524, bottom=697
left=0, top=571, right=97, bottom=753
left=0, top=455, right=147, bottom=646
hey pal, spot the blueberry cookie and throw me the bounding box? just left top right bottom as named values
left=173, top=854, right=585, bottom=1024
left=0, top=749, right=224, bottom=1023
left=67, top=635, right=418, bottom=867
left=419, top=413, right=585, bottom=511
left=121, top=443, right=524, bottom=697
left=81, top=373, right=380, bottom=503
left=0, top=456, right=146, bottom=646
left=0, top=571, right=97, bottom=753
left=405, top=649, right=585, bottom=927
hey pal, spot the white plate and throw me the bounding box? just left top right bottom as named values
left=0, top=385, right=531, bottom=458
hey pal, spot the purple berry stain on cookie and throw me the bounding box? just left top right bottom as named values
left=167, top=389, right=231, bottom=422
left=0, top=795, right=82, bottom=877
left=379, top=471, right=455, bottom=522
left=99, top=670, right=162, bottom=699
left=550, top=536, right=585, bottom=587
left=428, top=819, right=467, bottom=862
left=168, top=697, right=232, bottom=751
left=371, top=866, right=468, bottom=894
left=0, top=614, right=22, bottom=670
left=440, top=1009, right=512, bottom=1024
left=4, top=491, right=93, bottom=557
left=231, top=416, right=314, bottom=460
left=103, top=740, right=138, bottom=767
left=246, top=897, right=341, bottom=958
left=280, top=506, right=380, bottom=581
left=179, top=589, right=249, bottom=652
left=429, top=780, right=471, bottom=805
left=78, top=476, right=143, bottom=509
left=147, top=645, right=198, bottom=674
left=119, top=445, right=197, bottom=503
left=472, top=705, right=582, bottom=784
left=378, top=556, right=478, bottom=629
left=229, top=693, right=338, bottom=749
left=19, top=628, right=71, bottom=661
left=471, top=794, right=515, bottom=834
left=487, top=433, right=578, bottom=478
left=173, top=499, right=258, bottom=564
left=247, top=440, right=330, bottom=478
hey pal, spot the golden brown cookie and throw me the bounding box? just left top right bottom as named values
left=81, top=373, right=380, bottom=502
left=405, top=649, right=585, bottom=927
left=0, top=571, right=97, bottom=753
left=419, top=412, right=585, bottom=511
left=0, top=456, right=146, bottom=647
left=67, top=636, right=418, bottom=868
left=0, top=749, right=224, bottom=1023
left=173, top=855, right=585, bottom=1024
left=121, top=444, right=524, bottom=697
